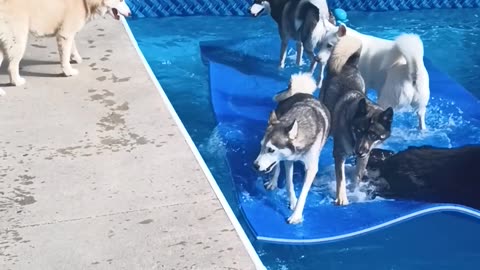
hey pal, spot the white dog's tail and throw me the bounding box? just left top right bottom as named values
left=391, top=34, right=425, bottom=83
left=273, top=73, right=317, bottom=102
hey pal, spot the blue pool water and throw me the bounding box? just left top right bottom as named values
left=128, top=8, right=480, bottom=269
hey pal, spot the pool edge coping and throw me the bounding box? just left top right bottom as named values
left=120, top=17, right=266, bottom=270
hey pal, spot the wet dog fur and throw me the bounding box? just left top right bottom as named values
left=253, top=73, right=330, bottom=224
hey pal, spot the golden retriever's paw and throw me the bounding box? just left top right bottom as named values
left=12, top=77, right=26, bottom=86
left=64, top=68, right=79, bottom=77
left=71, top=55, right=83, bottom=64
left=287, top=212, right=303, bottom=224
left=335, top=194, right=349, bottom=206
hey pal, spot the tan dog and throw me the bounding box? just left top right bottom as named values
left=0, top=0, right=131, bottom=86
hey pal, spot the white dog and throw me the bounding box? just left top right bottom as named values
left=0, top=0, right=131, bottom=87
left=318, top=25, right=430, bottom=130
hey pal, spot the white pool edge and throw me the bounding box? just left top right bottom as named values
left=257, top=205, right=480, bottom=244
left=120, top=17, right=266, bottom=270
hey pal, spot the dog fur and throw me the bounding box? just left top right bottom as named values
left=320, top=35, right=394, bottom=206
left=0, top=0, right=131, bottom=87
left=317, top=24, right=430, bottom=130
left=254, top=73, right=330, bottom=224
left=249, top=0, right=335, bottom=77
left=367, top=145, right=480, bottom=209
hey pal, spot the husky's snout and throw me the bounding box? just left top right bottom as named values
left=253, top=160, right=276, bottom=173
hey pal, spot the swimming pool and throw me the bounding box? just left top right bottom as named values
left=127, top=8, right=480, bottom=269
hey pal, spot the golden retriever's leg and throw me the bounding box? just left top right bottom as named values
left=70, top=40, right=82, bottom=64
left=57, top=34, right=78, bottom=76
left=0, top=49, right=3, bottom=68
left=6, top=26, right=28, bottom=86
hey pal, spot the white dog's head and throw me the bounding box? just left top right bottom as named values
left=254, top=112, right=298, bottom=173
left=95, top=0, right=132, bottom=19
left=249, top=0, right=271, bottom=17
left=317, top=24, right=347, bottom=65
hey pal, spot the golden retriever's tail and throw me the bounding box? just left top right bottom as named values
left=273, top=72, right=317, bottom=102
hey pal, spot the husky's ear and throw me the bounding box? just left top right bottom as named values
left=380, top=107, right=394, bottom=128
left=287, top=120, right=298, bottom=140
left=337, top=24, right=347, bottom=37
left=356, top=98, right=368, bottom=116
left=268, top=111, right=279, bottom=125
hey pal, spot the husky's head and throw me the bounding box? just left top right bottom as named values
left=317, top=24, right=347, bottom=65
left=249, top=0, right=272, bottom=17
left=95, top=0, right=131, bottom=20
left=351, top=98, right=394, bottom=159
left=254, top=112, right=298, bottom=173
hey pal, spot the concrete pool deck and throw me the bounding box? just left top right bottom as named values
left=0, top=17, right=259, bottom=269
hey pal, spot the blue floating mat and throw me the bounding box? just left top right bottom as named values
left=200, top=38, right=480, bottom=244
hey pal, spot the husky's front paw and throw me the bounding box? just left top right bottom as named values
left=335, top=193, right=349, bottom=206
left=63, top=68, right=79, bottom=76
left=264, top=180, right=278, bottom=190
left=289, top=197, right=297, bottom=210
left=287, top=212, right=303, bottom=224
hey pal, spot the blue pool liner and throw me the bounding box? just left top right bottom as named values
left=200, top=37, right=480, bottom=244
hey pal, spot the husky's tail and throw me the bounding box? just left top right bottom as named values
left=386, top=34, right=425, bottom=83
left=327, top=35, right=362, bottom=75
left=273, top=73, right=317, bottom=102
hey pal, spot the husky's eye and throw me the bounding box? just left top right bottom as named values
left=267, top=147, right=275, bottom=153
left=327, top=43, right=333, bottom=49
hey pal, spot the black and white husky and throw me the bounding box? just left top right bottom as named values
left=249, top=0, right=335, bottom=82
left=253, top=73, right=330, bottom=224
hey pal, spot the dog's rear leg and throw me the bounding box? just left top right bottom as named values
left=70, top=40, right=82, bottom=64
left=287, top=161, right=317, bottom=224
left=265, top=164, right=280, bottom=190
left=417, top=107, right=427, bottom=130
left=295, top=42, right=303, bottom=66
left=279, top=40, right=288, bottom=69
left=57, top=34, right=79, bottom=76
left=284, top=161, right=297, bottom=210
left=6, top=27, right=28, bottom=86
left=334, top=155, right=349, bottom=206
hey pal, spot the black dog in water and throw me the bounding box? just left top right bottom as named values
left=366, top=145, right=480, bottom=209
